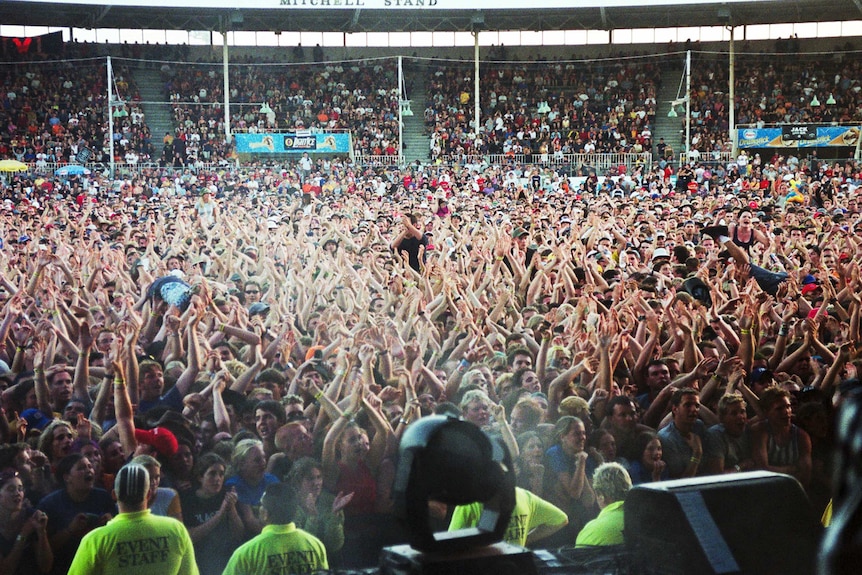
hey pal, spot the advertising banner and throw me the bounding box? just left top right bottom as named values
left=235, top=132, right=351, bottom=154
left=781, top=125, right=816, bottom=141
left=737, top=126, right=860, bottom=149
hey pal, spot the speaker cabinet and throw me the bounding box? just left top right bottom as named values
left=625, top=471, right=820, bottom=575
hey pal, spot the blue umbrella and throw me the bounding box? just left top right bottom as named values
left=55, top=164, right=89, bottom=177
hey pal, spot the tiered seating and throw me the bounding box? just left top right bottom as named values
left=0, top=46, right=147, bottom=164
left=162, top=57, right=400, bottom=160
left=681, top=52, right=862, bottom=156
left=425, top=57, right=662, bottom=161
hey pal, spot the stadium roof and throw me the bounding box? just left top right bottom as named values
left=4, top=0, right=861, bottom=34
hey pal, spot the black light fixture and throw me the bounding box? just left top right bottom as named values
left=382, top=416, right=535, bottom=575
left=470, top=11, right=486, bottom=32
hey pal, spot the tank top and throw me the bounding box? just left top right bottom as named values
left=767, top=424, right=800, bottom=468
left=732, top=226, right=756, bottom=252
left=336, top=460, right=377, bottom=516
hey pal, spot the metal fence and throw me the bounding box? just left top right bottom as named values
left=677, top=152, right=736, bottom=166
left=16, top=153, right=653, bottom=176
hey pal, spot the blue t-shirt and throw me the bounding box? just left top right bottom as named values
left=137, top=385, right=183, bottom=414
left=225, top=473, right=281, bottom=506
left=628, top=459, right=670, bottom=485
left=657, top=419, right=707, bottom=479
left=544, top=444, right=600, bottom=480
left=38, top=487, right=117, bottom=575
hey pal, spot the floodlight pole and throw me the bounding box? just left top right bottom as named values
left=685, top=49, right=691, bottom=163
left=728, top=26, right=737, bottom=158
left=398, top=55, right=404, bottom=163
left=107, top=56, right=115, bottom=178
left=473, top=29, right=480, bottom=144
left=223, top=31, right=232, bottom=145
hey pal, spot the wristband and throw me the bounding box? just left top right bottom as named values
left=15, top=534, right=25, bottom=543
left=689, top=456, right=701, bottom=465
left=399, top=418, right=410, bottom=425
left=341, top=411, right=353, bottom=420
left=16, top=346, right=24, bottom=353
left=314, top=391, right=324, bottom=400
left=113, top=377, right=125, bottom=387
left=495, top=256, right=504, bottom=261
left=34, top=367, right=43, bottom=374
left=218, top=324, right=226, bottom=332
left=458, top=358, right=471, bottom=371
left=740, top=329, right=751, bottom=335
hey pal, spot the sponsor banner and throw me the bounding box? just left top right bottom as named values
left=737, top=126, right=861, bottom=149
left=781, top=125, right=816, bottom=141
left=235, top=132, right=350, bottom=154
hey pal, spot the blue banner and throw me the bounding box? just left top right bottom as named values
left=235, top=132, right=351, bottom=154
left=737, top=126, right=860, bottom=149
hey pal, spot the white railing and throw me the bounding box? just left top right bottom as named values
left=677, top=151, right=736, bottom=165
left=17, top=161, right=229, bottom=176
left=429, top=152, right=653, bottom=173
left=352, top=155, right=403, bottom=166
left=21, top=151, right=805, bottom=175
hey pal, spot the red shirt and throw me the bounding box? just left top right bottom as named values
left=337, top=460, right=376, bottom=516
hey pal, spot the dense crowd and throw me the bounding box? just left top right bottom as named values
left=3, top=39, right=861, bottom=171
left=424, top=56, right=662, bottom=160
left=683, top=50, right=862, bottom=158
left=161, top=56, right=401, bottom=163
left=0, top=55, right=149, bottom=167
left=0, top=149, right=858, bottom=571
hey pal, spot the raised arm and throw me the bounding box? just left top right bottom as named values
left=110, top=338, right=137, bottom=458
left=72, top=322, right=94, bottom=403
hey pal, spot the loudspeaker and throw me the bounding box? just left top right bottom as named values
left=380, top=541, right=537, bottom=575
left=625, top=471, right=820, bottom=575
